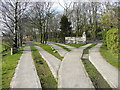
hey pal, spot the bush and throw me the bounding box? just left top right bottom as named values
left=106, top=27, right=119, bottom=53
left=102, top=29, right=108, bottom=46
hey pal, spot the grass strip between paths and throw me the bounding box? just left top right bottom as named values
left=65, top=43, right=86, bottom=48
left=31, top=41, right=63, bottom=60
left=81, top=43, right=112, bottom=89
left=30, top=46, right=57, bottom=89
left=2, top=45, right=25, bottom=88
left=54, top=43, right=71, bottom=52
left=100, top=45, right=118, bottom=69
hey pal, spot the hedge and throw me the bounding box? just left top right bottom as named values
left=106, top=27, right=119, bottom=53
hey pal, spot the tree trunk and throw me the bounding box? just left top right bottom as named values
left=14, top=2, right=18, bottom=48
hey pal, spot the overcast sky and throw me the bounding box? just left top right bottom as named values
left=0, top=0, right=118, bottom=36
left=51, top=1, right=64, bottom=13
left=46, top=0, right=119, bottom=12
left=15, top=0, right=119, bottom=12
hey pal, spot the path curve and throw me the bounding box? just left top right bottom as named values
left=35, top=45, right=61, bottom=80
left=89, top=43, right=118, bottom=88
left=58, top=44, right=94, bottom=88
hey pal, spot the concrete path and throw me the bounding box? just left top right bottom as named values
left=89, top=43, right=118, bottom=88
left=35, top=45, right=61, bottom=80
left=49, top=44, right=68, bottom=57
left=58, top=44, right=94, bottom=88
left=10, top=44, right=41, bottom=88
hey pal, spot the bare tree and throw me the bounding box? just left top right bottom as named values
left=58, top=0, right=74, bottom=17
left=1, top=0, right=28, bottom=51
left=27, top=2, right=56, bottom=44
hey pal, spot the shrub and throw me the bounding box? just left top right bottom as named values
left=106, top=27, right=119, bottom=53
left=102, top=29, right=108, bottom=46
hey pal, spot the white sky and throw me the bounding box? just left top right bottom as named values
left=51, top=1, right=64, bottom=12
left=51, top=0, right=119, bottom=13
left=9, top=0, right=119, bottom=13
left=16, top=0, right=119, bottom=12
left=51, top=0, right=73, bottom=12
left=0, top=0, right=118, bottom=36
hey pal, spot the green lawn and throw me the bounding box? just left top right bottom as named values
left=100, top=45, right=118, bottom=68
left=0, top=41, right=11, bottom=53
left=2, top=46, right=24, bottom=88
left=31, top=41, right=63, bottom=60
left=0, top=44, right=2, bottom=53
left=55, top=43, right=71, bottom=52
left=0, top=56, right=2, bottom=89
left=0, top=41, right=3, bottom=52
left=65, top=43, right=86, bottom=48
left=2, top=44, right=7, bottom=52
left=82, top=59, right=111, bottom=88
left=30, top=46, right=57, bottom=89
left=83, top=43, right=97, bottom=54
left=81, top=43, right=111, bottom=89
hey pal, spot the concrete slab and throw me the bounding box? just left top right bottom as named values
left=58, top=44, right=94, bottom=88
left=10, top=44, right=41, bottom=88
left=89, top=43, right=118, bottom=88
left=35, top=46, right=61, bottom=80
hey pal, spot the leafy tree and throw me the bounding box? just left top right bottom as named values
left=100, top=2, right=119, bottom=45
left=106, top=27, right=119, bottom=53
left=60, top=15, right=72, bottom=43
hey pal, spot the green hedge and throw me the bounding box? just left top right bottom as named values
left=102, top=29, right=108, bottom=46
left=106, top=27, right=119, bottom=53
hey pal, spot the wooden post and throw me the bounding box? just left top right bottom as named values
left=11, top=48, right=13, bottom=55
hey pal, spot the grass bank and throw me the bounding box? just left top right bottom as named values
left=31, top=41, right=63, bottom=60
left=55, top=43, right=71, bottom=52
left=0, top=42, right=6, bottom=52
left=2, top=45, right=25, bottom=88
left=81, top=43, right=112, bottom=89
left=0, top=41, right=11, bottom=53
left=0, top=68, right=1, bottom=89
left=65, top=43, right=86, bottom=48
left=100, top=45, right=118, bottom=68
left=0, top=41, right=2, bottom=52
left=30, top=46, right=57, bottom=89
left=83, top=43, right=97, bottom=54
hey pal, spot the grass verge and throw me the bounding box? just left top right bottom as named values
left=0, top=41, right=11, bottom=53
left=30, top=46, right=57, bottom=89
left=54, top=43, right=71, bottom=52
left=31, top=41, right=63, bottom=60
left=0, top=54, right=2, bottom=89
left=65, top=43, right=86, bottom=48
left=81, top=43, right=112, bottom=89
left=2, top=45, right=25, bottom=88
left=0, top=41, right=2, bottom=52
left=83, top=43, right=97, bottom=54
left=100, top=45, right=118, bottom=68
